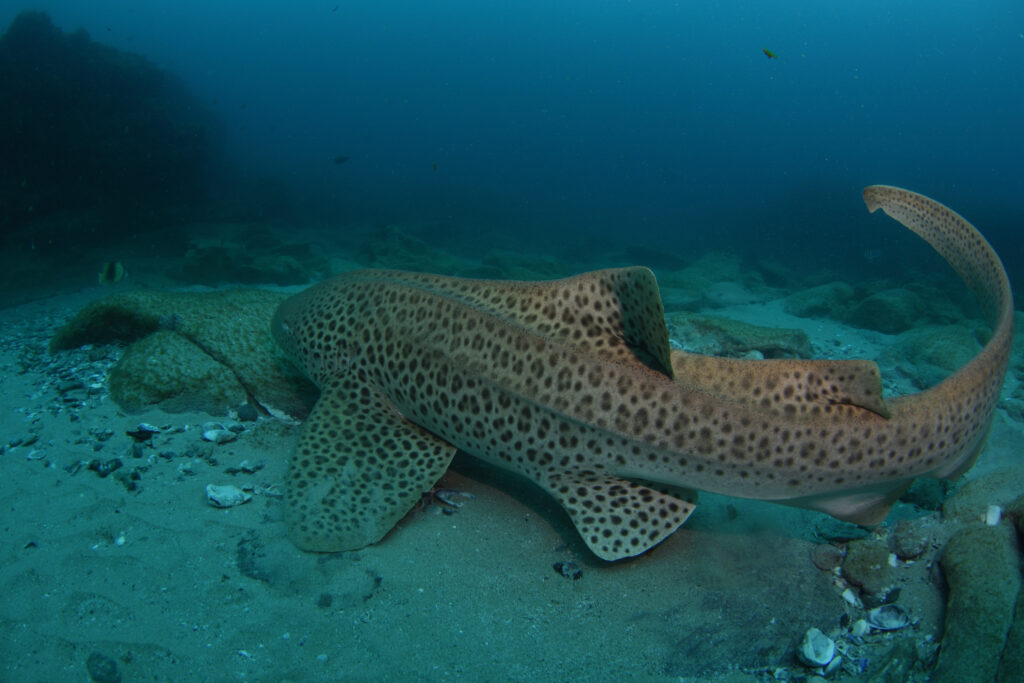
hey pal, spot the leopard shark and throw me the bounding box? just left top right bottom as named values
left=271, top=186, right=1013, bottom=560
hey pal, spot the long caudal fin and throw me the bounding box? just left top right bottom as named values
left=863, top=185, right=1014, bottom=479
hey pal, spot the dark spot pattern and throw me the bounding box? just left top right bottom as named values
left=272, top=187, right=1011, bottom=558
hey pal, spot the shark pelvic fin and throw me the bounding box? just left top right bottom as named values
left=543, top=472, right=696, bottom=561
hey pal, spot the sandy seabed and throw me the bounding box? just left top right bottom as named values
left=1, top=285, right=1019, bottom=683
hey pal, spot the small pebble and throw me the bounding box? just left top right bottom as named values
left=985, top=505, right=1002, bottom=526
left=810, top=543, right=845, bottom=571
left=552, top=561, right=583, bottom=580
left=57, top=379, right=85, bottom=393
left=206, top=483, right=252, bottom=508
left=237, top=403, right=259, bottom=422
left=202, top=429, right=237, bottom=444
left=88, top=458, right=123, bottom=478
left=891, top=519, right=929, bottom=560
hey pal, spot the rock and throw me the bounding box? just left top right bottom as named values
left=998, top=577, right=1024, bottom=682
left=202, top=428, right=237, bottom=444
left=667, top=313, right=813, bottom=358
left=841, top=536, right=894, bottom=597
left=996, top=493, right=1024, bottom=683
left=85, top=651, right=121, bottom=683
left=206, top=484, right=252, bottom=508
left=236, top=402, right=260, bottom=422
left=900, top=477, right=952, bottom=511
left=358, top=224, right=469, bottom=274
left=703, top=281, right=761, bottom=307
left=171, top=226, right=330, bottom=286
left=866, top=639, right=919, bottom=683
left=844, top=288, right=928, bottom=334
left=784, top=282, right=855, bottom=319
left=890, top=518, right=930, bottom=560
left=880, top=325, right=981, bottom=390
left=201, top=422, right=238, bottom=444
left=50, top=288, right=318, bottom=417
left=110, top=331, right=245, bottom=415
left=942, top=467, right=1024, bottom=525
left=814, top=517, right=870, bottom=543
left=810, top=543, right=845, bottom=571
left=932, top=524, right=1021, bottom=683
left=0, top=10, right=219, bottom=251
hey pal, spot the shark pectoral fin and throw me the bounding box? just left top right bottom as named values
left=782, top=479, right=913, bottom=527
left=286, top=375, right=458, bottom=552
left=544, top=473, right=696, bottom=561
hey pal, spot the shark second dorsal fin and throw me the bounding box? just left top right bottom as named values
left=287, top=374, right=458, bottom=552
left=670, top=352, right=891, bottom=419
left=353, top=267, right=674, bottom=377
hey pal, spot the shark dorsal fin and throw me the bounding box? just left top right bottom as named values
left=353, top=267, right=674, bottom=377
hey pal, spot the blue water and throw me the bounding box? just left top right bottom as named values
left=4, top=0, right=1023, bottom=277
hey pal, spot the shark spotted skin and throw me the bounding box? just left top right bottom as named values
left=272, top=186, right=1013, bottom=561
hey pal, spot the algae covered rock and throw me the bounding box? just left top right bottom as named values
left=942, top=467, right=1024, bottom=525
left=996, top=495, right=1024, bottom=683
left=783, top=282, right=855, bottom=319
left=171, top=225, right=331, bottom=286
left=109, top=331, right=244, bottom=414
left=880, top=324, right=981, bottom=390
left=667, top=313, right=813, bottom=359
left=50, top=288, right=316, bottom=417
left=844, top=288, right=928, bottom=334
left=841, top=536, right=894, bottom=598
left=358, top=224, right=469, bottom=273
left=933, top=524, right=1021, bottom=683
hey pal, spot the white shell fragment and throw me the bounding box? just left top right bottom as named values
left=798, top=627, right=836, bottom=667
left=867, top=604, right=910, bottom=631
left=202, top=428, right=237, bottom=444
left=985, top=505, right=1002, bottom=526
left=206, top=484, right=252, bottom=508
left=824, top=655, right=843, bottom=676
left=850, top=619, right=869, bottom=637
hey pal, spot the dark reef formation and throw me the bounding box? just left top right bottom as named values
left=0, top=10, right=224, bottom=244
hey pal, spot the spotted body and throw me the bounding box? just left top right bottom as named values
left=272, top=186, right=1013, bottom=560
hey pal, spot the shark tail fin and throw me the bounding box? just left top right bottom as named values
left=864, top=186, right=1014, bottom=483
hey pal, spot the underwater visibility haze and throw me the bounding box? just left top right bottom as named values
left=1, top=1, right=1024, bottom=681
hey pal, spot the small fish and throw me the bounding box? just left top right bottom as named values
left=432, top=162, right=438, bottom=171
left=332, top=4, right=339, bottom=11
left=762, top=47, right=778, bottom=59
left=333, top=155, right=349, bottom=165
left=98, top=261, right=127, bottom=286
